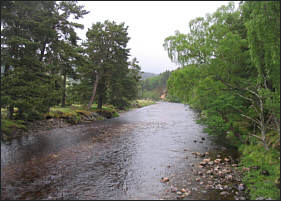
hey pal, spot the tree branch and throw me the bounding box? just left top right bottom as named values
left=241, top=114, right=261, bottom=126
left=247, top=133, right=263, bottom=141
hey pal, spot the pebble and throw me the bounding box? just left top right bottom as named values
left=215, top=184, right=223, bottom=190
left=191, top=188, right=198, bottom=191
left=256, top=197, right=265, bottom=200
left=171, top=187, right=179, bottom=192
left=206, top=170, right=213, bottom=175
left=225, top=175, right=233, bottom=180
left=207, top=181, right=213, bottom=184
left=208, top=161, right=214, bottom=165
left=224, top=158, right=230, bottom=162
left=203, top=158, right=210, bottom=162
left=205, top=184, right=214, bottom=189
left=161, top=177, right=169, bottom=183
left=238, top=184, right=245, bottom=191
left=200, top=162, right=207, bottom=166
left=180, top=188, right=187, bottom=193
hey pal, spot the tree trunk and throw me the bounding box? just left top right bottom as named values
left=39, top=42, right=46, bottom=62
left=4, top=63, right=10, bottom=77
left=8, top=106, right=14, bottom=120
left=61, top=74, right=67, bottom=108
left=97, top=81, right=106, bottom=110
left=97, top=94, right=103, bottom=109
left=88, top=71, right=99, bottom=111
left=261, top=129, right=269, bottom=151
left=18, top=108, right=24, bottom=119
left=271, top=115, right=280, bottom=147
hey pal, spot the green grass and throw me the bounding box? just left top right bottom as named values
left=239, top=144, right=280, bottom=200
left=1, top=119, right=27, bottom=134
left=1, top=100, right=155, bottom=136
left=45, top=104, right=119, bottom=118
left=137, top=100, right=156, bottom=107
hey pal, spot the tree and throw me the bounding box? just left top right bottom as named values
left=1, top=1, right=58, bottom=118
left=164, top=2, right=256, bottom=142
left=1, top=1, right=89, bottom=119
left=107, top=57, right=142, bottom=108
left=164, top=1, right=279, bottom=150
left=241, top=1, right=280, bottom=147
left=83, top=20, right=131, bottom=110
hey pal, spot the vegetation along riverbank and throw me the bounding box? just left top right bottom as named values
left=1, top=100, right=156, bottom=141
left=161, top=1, right=280, bottom=200
left=1, top=1, right=279, bottom=200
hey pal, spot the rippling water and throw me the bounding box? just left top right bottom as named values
left=1, top=102, right=240, bottom=200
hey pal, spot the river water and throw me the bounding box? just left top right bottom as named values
left=1, top=102, right=240, bottom=200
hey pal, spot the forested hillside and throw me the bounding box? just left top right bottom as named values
left=163, top=1, right=280, bottom=199
left=140, top=72, right=158, bottom=80
left=139, top=70, right=181, bottom=102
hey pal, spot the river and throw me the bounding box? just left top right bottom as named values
left=1, top=102, right=240, bottom=200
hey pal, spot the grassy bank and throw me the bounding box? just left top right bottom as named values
left=1, top=100, right=156, bottom=139
left=239, top=144, right=280, bottom=200
left=135, top=100, right=156, bottom=107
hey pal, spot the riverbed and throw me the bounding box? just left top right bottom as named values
left=1, top=102, right=241, bottom=200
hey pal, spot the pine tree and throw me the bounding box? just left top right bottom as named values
left=82, top=20, right=131, bottom=110
left=1, top=1, right=89, bottom=119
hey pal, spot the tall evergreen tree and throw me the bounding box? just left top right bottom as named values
left=82, top=20, right=131, bottom=110
left=108, top=57, right=142, bottom=108
left=1, top=1, right=89, bottom=118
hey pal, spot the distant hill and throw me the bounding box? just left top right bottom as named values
left=140, top=72, right=159, bottom=80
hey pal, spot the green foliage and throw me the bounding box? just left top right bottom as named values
left=141, top=90, right=160, bottom=101
left=241, top=1, right=280, bottom=126
left=165, top=93, right=181, bottom=103
left=1, top=1, right=89, bottom=117
left=71, top=20, right=141, bottom=109
left=163, top=3, right=280, bottom=197
left=163, top=1, right=279, bottom=150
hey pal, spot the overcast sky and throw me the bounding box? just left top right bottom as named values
left=75, top=1, right=235, bottom=74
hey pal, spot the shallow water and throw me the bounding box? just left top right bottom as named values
left=1, top=102, right=240, bottom=200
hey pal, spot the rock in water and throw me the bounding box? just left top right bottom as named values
left=161, top=177, right=169, bottom=183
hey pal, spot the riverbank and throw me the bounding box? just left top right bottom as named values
left=1, top=100, right=156, bottom=141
